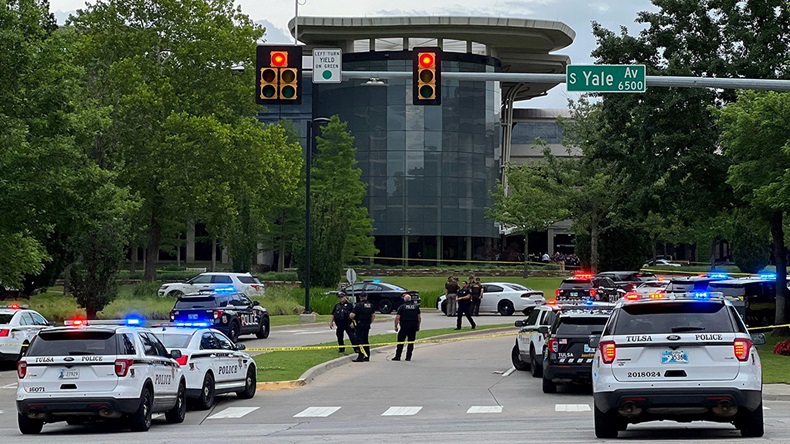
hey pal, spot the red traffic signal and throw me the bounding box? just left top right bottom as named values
left=255, top=45, right=302, bottom=105
left=271, top=51, right=287, bottom=67
left=413, top=47, right=441, bottom=106
left=419, top=53, right=435, bottom=69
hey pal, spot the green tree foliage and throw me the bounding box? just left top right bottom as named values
left=718, top=91, right=790, bottom=333
left=69, top=0, right=266, bottom=280
left=730, top=218, right=770, bottom=275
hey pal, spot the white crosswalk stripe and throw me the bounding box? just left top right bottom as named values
left=294, top=407, right=341, bottom=417
left=382, top=406, right=422, bottom=416
left=467, top=406, right=503, bottom=414
left=208, top=407, right=260, bottom=419
left=1, top=383, right=16, bottom=389
left=555, top=404, right=591, bottom=412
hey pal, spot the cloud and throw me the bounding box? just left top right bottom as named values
left=257, top=19, right=292, bottom=44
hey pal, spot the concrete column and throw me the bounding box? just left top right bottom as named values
left=466, top=236, right=472, bottom=260
left=221, top=246, right=230, bottom=264
left=256, top=242, right=265, bottom=265
left=547, top=228, right=556, bottom=255
left=402, top=235, right=409, bottom=266
left=437, top=236, right=443, bottom=265
left=186, top=221, right=196, bottom=263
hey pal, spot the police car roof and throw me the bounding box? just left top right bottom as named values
left=709, top=278, right=772, bottom=285
left=559, top=309, right=613, bottom=317
left=151, top=325, right=206, bottom=334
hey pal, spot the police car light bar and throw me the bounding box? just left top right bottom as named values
left=1, top=304, right=28, bottom=310
left=758, top=272, right=777, bottom=280
left=708, top=272, right=729, bottom=279
left=621, top=292, right=725, bottom=302
left=574, top=272, right=593, bottom=279
left=174, top=322, right=212, bottom=328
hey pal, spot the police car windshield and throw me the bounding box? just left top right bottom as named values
left=707, top=283, right=746, bottom=297
left=27, top=331, right=119, bottom=356
left=556, top=317, right=608, bottom=335
left=612, top=302, right=735, bottom=335
left=174, top=296, right=224, bottom=309
left=153, top=333, right=191, bottom=349
left=560, top=279, right=592, bottom=288
left=0, top=313, right=13, bottom=324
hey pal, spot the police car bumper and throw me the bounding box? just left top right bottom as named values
left=593, top=388, right=763, bottom=421
left=0, top=350, right=21, bottom=361
left=17, top=397, right=141, bottom=419
left=543, top=363, right=592, bottom=383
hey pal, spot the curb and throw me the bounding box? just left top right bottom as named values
left=256, top=326, right=514, bottom=391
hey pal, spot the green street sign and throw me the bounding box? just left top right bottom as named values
left=566, top=65, right=646, bottom=93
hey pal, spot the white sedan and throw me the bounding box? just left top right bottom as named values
left=437, top=282, right=545, bottom=316
left=0, top=305, right=53, bottom=363
left=151, top=326, right=257, bottom=410
left=158, top=272, right=265, bottom=298
left=633, top=279, right=669, bottom=297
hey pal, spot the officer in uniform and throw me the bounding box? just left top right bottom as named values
left=350, top=293, right=376, bottom=362
left=329, top=293, right=357, bottom=353
left=455, top=281, right=477, bottom=330
left=470, top=277, right=483, bottom=316
left=393, top=294, right=421, bottom=361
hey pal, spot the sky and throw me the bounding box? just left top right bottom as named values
left=48, top=0, right=658, bottom=108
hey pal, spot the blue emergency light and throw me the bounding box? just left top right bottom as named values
left=692, top=292, right=709, bottom=299
left=758, top=272, right=777, bottom=280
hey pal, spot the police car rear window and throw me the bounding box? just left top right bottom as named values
left=556, top=317, right=608, bottom=335
left=154, top=333, right=191, bottom=349
left=560, top=280, right=592, bottom=288
left=237, top=276, right=260, bottom=284
left=175, top=296, right=218, bottom=309
left=28, top=331, right=119, bottom=356
left=612, top=302, right=735, bottom=335
left=0, top=314, right=13, bottom=324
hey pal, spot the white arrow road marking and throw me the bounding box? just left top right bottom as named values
left=764, top=406, right=771, bottom=410
left=467, top=406, right=503, bottom=414
left=502, top=367, right=516, bottom=377
left=555, top=404, right=591, bottom=412
left=1, top=383, right=17, bottom=389
left=382, top=406, right=422, bottom=416
left=294, top=407, right=341, bottom=417
left=208, top=407, right=260, bottom=419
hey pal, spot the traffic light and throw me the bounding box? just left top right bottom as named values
left=413, top=47, right=441, bottom=105
left=255, top=45, right=302, bottom=105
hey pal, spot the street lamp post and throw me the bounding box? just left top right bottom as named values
left=304, top=117, right=331, bottom=315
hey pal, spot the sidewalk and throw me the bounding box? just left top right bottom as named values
left=765, top=383, right=790, bottom=401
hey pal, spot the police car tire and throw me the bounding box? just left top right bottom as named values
left=129, top=385, right=153, bottom=432
left=542, top=376, right=556, bottom=394
left=17, top=413, right=43, bottom=435
left=168, top=290, right=184, bottom=298
left=378, top=299, right=393, bottom=314
left=511, top=344, right=529, bottom=371
left=196, top=373, right=216, bottom=410
left=237, top=366, right=256, bottom=399
left=498, top=300, right=515, bottom=316
left=256, top=318, right=269, bottom=339
left=165, top=380, right=187, bottom=424
left=440, top=300, right=447, bottom=315
left=228, top=321, right=240, bottom=342
left=530, top=348, right=542, bottom=378
left=17, top=342, right=28, bottom=362
left=594, top=404, right=619, bottom=439
left=737, top=402, right=764, bottom=437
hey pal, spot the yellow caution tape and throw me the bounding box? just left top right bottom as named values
left=747, top=323, right=790, bottom=332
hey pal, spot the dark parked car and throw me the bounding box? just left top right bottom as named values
left=340, top=280, right=420, bottom=314
left=556, top=273, right=621, bottom=302
left=595, top=271, right=656, bottom=292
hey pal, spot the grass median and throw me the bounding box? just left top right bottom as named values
left=253, top=324, right=512, bottom=382
left=755, top=335, right=790, bottom=384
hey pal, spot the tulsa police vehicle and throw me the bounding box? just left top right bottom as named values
left=591, top=292, right=765, bottom=438
left=169, top=288, right=270, bottom=342
left=16, top=318, right=186, bottom=434
left=0, top=305, right=53, bottom=363
left=152, top=326, right=256, bottom=410
left=512, top=302, right=561, bottom=377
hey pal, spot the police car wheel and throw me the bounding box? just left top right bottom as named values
left=737, top=402, right=765, bottom=437
left=256, top=318, right=269, bottom=339
left=512, top=344, right=529, bottom=371
left=228, top=321, right=240, bottom=342
left=168, top=290, right=184, bottom=298
left=17, top=342, right=28, bottom=361
left=129, top=385, right=153, bottom=432
left=237, top=366, right=256, bottom=399
left=378, top=300, right=393, bottom=314
left=498, top=300, right=515, bottom=316
left=541, top=376, right=556, bottom=394
left=17, top=413, right=43, bottom=435
left=530, top=349, right=542, bottom=378
left=196, top=372, right=216, bottom=410
left=594, top=404, right=619, bottom=438
left=440, top=300, right=447, bottom=315
left=165, top=380, right=187, bottom=424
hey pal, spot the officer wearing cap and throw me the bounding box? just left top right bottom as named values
left=350, top=293, right=376, bottom=362
left=329, top=292, right=357, bottom=353
left=393, top=294, right=421, bottom=361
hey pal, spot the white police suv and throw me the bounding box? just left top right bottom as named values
left=0, top=304, right=53, bottom=363
left=152, top=326, right=257, bottom=410
left=513, top=302, right=561, bottom=377
left=16, top=319, right=187, bottom=434
left=591, top=292, right=765, bottom=438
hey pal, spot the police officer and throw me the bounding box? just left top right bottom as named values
left=350, top=293, right=376, bottom=362
left=470, top=277, right=483, bottom=316
left=329, top=293, right=357, bottom=353
left=393, top=294, right=421, bottom=361
left=455, top=281, right=476, bottom=330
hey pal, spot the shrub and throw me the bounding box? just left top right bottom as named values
left=132, top=282, right=162, bottom=298
left=773, top=339, right=790, bottom=356
left=258, top=271, right=299, bottom=282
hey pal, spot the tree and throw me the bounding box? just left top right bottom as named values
left=718, top=91, right=790, bottom=335
left=486, top=149, right=569, bottom=270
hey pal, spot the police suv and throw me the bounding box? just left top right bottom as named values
left=591, top=292, right=765, bottom=438
left=152, top=326, right=257, bottom=410
left=16, top=320, right=187, bottom=434
left=541, top=304, right=614, bottom=393
left=0, top=305, right=53, bottom=363
left=512, top=302, right=561, bottom=377
left=169, top=289, right=270, bottom=342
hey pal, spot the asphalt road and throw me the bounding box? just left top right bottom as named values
left=1, top=316, right=789, bottom=443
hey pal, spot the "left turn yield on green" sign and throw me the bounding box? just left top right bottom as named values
left=312, top=48, right=342, bottom=84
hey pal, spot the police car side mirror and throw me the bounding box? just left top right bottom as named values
left=253, top=301, right=260, bottom=306
left=48, top=321, right=56, bottom=326
left=169, top=349, right=183, bottom=360
left=538, top=326, right=549, bottom=335
left=751, top=333, right=766, bottom=346
left=588, top=336, right=600, bottom=348
left=617, top=288, right=626, bottom=294
left=235, top=343, right=246, bottom=351
left=514, top=320, right=525, bottom=327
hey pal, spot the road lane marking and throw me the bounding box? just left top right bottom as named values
left=467, top=406, right=503, bottom=414
left=294, top=331, right=331, bottom=335
left=208, top=407, right=260, bottom=419
left=502, top=367, right=516, bottom=377
left=1, top=383, right=16, bottom=389
left=555, top=404, right=591, bottom=412
left=382, top=406, right=422, bottom=416
left=294, top=407, right=341, bottom=417
left=764, top=406, right=771, bottom=410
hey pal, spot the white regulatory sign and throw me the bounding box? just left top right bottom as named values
left=346, top=268, right=357, bottom=284
left=312, top=48, right=342, bottom=84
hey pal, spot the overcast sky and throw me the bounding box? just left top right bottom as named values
left=49, top=0, right=658, bottom=108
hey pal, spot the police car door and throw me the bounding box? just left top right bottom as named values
left=212, top=332, right=244, bottom=386
left=139, top=333, right=178, bottom=400
left=236, top=294, right=256, bottom=334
